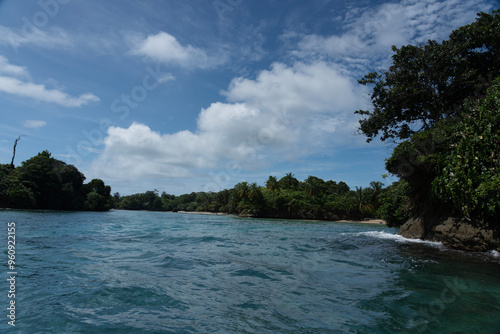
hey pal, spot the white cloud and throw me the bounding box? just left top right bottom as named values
left=89, top=123, right=204, bottom=181
left=0, top=57, right=100, bottom=107
left=293, top=0, right=493, bottom=71
left=91, top=109, right=260, bottom=182
left=157, top=73, right=176, bottom=83
left=0, top=25, right=72, bottom=50
left=224, top=61, right=359, bottom=114
left=0, top=56, right=29, bottom=78
left=90, top=60, right=364, bottom=186
left=23, top=120, right=47, bottom=129
left=80, top=146, right=101, bottom=154
left=84, top=0, right=495, bottom=194
left=132, top=31, right=225, bottom=69
left=0, top=24, right=135, bottom=56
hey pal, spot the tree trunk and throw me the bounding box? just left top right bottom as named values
left=10, top=136, right=22, bottom=167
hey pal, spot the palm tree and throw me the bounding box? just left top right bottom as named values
left=266, top=175, right=280, bottom=202
left=369, top=181, right=384, bottom=208
left=369, top=181, right=384, bottom=193
left=228, top=193, right=238, bottom=213
left=304, top=176, right=320, bottom=212
left=235, top=182, right=249, bottom=200
left=248, top=183, right=264, bottom=209
left=353, top=186, right=374, bottom=216
left=266, top=176, right=280, bottom=193
left=304, top=176, right=320, bottom=197
left=280, top=172, right=299, bottom=190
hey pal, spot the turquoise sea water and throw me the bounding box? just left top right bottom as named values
left=0, top=209, right=499, bottom=333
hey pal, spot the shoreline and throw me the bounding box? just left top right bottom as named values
left=177, top=211, right=230, bottom=216
left=300, top=218, right=387, bottom=225
left=177, top=211, right=387, bottom=225
left=336, top=219, right=386, bottom=225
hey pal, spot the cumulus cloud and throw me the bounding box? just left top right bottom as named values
left=224, top=61, right=359, bottom=114
left=90, top=60, right=364, bottom=185
left=0, top=56, right=100, bottom=107
left=89, top=123, right=206, bottom=181
left=91, top=103, right=275, bottom=181
left=87, top=0, right=494, bottom=193
left=23, top=120, right=47, bottom=129
left=132, top=31, right=225, bottom=69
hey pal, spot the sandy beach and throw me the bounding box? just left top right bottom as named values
left=335, top=219, right=387, bottom=225
left=177, top=211, right=230, bottom=216
left=177, top=211, right=386, bottom=225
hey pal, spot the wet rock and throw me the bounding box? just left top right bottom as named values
left=399, top=216, right=500, bottom=252
left=398, top=217, right=426, bottom=239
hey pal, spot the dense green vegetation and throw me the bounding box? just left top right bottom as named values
left=385, top=82, right=500, bottom=223
left=356, top=10, right=500, bottom=142
left=115, top=174, right=397, bottom=222
left=0, top=151, right=113, bottom=211
left=358, top=10, right=500, bottom=227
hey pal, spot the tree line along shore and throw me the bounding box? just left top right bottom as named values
left=113, top=175, right=405, bottom=224
left=0, top=151, right=406, bottom=225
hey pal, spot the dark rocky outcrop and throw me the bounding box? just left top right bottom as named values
left=398, top=216, right=500, bottom=252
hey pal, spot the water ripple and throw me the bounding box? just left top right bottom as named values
left=1, top=210, right=499, bottom=333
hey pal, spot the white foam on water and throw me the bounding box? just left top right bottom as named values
left=346, top=231, right=500, bottom=262
left=349, top=231, right=445, bottom=248
left=488, top=250, right=500, bottom=258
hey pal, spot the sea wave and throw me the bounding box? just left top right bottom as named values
left=5, top=210, right=500, bottom=332
left=349, top=231, right=445, bottom=248
left=488, top=250, right=500, bottom=258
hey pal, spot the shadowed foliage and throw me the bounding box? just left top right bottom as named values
left=115, top=173, right=395, bottom=221
left=358, top=10, right=500, bottom=227
left=0, top=151, right=113, bottom=211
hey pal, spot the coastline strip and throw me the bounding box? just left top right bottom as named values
left=176, top=211, right=387, bottom=225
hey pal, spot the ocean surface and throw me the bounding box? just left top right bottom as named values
left=0, top=209, right=499, bottom=333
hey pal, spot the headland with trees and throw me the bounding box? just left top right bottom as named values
left=0, top=150, right=113, bottom=211
left=355, top=10, right=500, bottom=251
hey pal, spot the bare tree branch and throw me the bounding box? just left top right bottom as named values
left=10, top=136, right=24, bottom=167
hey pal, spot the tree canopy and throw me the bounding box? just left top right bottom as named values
left=115, top=173, right=402, bottom=223
left=356, top=10, right=500, bottom=142
left=0, top=151, right=113, bottom=211
left=385, top=81, right=500, bottom=221
left=357, top=10, right=500, bottom=227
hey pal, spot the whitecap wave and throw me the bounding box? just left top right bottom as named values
left=488, top=250, right=500, bottom=258
left=349, top=231, right=444, bottom=248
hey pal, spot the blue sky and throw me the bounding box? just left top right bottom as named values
left=0, top=0, right=496, bottom=195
